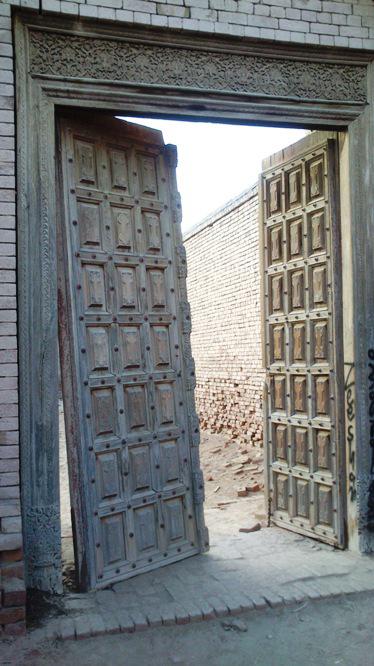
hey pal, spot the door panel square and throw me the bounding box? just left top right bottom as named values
left=77, top=200, right=102, bottom=248
left=92, top=387, right=116, bottom=437
left=134, top=505, right=158, bottom=553
left=117, top=266, right=138, bottom=311
left=83, top=264, right=106, bottom=311
left=112, top=206, right=134, bottom=252
left=129, top=444, right=152, bottom=494
left=108, top=148, right=130, bottom=192
left=87, top=326, right=110, bottom=373
left=124, top=384, right=149, bottom=432
left=101, top=513, right=126, bottom=566
left=120, top=325, right=142, bottom=370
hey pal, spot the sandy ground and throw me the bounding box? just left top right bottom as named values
left=59, top=404, right=266, bottom=581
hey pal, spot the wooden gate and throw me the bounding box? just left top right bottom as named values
left=57, top=115, right=208, bottom=590
left=260, top=132, right=346, bottom=547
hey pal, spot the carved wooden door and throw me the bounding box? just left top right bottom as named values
left=57, top=115, right=208, bottom=590
left=260, top=131, right=346, bottom=547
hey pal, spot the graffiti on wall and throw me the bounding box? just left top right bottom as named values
left=344, top=362, right=356, bottom=503
left=367, top=349, right=374, bottom=531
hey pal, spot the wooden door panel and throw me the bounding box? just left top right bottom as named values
left=261, top=132, right=345, bottom=548
left=58, top=115, right=208, bottom=589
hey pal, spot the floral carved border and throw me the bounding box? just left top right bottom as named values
left=29, top=29, right=367, bottom=104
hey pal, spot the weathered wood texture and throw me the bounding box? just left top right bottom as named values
left=57, top=115, right=208, bottom=590
left=261, top=131, right=346, bottom=547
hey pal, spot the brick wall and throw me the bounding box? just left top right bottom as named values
left=184, top=186, right=265, bottom=443
left=0, top=3, right=25, bottom=637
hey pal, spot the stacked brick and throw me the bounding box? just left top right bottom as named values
left=0, top=4, right=25, bottom=637
left=184, top=187, right=264, bottom=444
left=3, top=0, right=374, bottom=49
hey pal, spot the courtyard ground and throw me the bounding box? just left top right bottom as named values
left=3, top=591, right=374, bottom=666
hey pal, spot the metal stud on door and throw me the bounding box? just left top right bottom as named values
left=261, top=131, right=346, bottom=548
left=57, top=115, right=208, bottom=590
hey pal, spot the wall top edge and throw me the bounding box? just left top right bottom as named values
left=183, top=184, right=258, bottom=243
left=14, top=10, right=374, bottom=68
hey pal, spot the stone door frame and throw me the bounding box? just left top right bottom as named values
left=14, top=10, right=374, bottom=592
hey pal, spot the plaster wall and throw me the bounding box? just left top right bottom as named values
left=184, top=187, right=264, bottom=441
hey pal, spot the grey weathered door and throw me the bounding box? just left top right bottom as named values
left=57, top=114, right=208, bottom=590
left=260, top=131, right=346, bottom=547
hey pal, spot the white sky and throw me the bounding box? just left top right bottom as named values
left=120, top=117, right=308, bottom=232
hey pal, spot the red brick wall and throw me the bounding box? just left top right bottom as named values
left=184, top=186, right=264, bottom=444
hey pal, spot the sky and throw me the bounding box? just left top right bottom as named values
left=120, top=117, right=308, bottom=233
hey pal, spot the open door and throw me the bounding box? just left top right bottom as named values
left=260, top=131, right=346, bottom=548
left=57, top=114, right=208, bottom=590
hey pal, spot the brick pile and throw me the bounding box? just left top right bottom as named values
left=184, top=186, right=264, bottom=445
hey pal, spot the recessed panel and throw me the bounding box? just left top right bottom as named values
left=275, top=473, right=288, bottom=511
left=270, top=274, right=283, bottom=313
left=272, top=375, right=286, bottom=412
left=96, top=451, right=120, bottom=500
left=74, top=138, right=97, bottom=186
left=274, top=424, right=287, bottom=461
left=311, top=265, right=328, bottom=308
left=294, top=427, right=308, bottom=466
left=292, top=376, right=307, bottom=414
left=148, top=269, right=167, bottom=310
left=120, top=325, right=142, bottom=370
left=164, top=497, right=185, bottom=542
left=160, top=440, right=180, bottom=486
left=92, top=387, right=116, bottom=437
left=271, top=324, right=285, bottom=363
left=124, top=384, right=148, bottom=432
left=151, top=325, right=171, bottom=369
left=83, top=264, right=106, bottom=311
left=101, top=513, right=126, bottom=566
left=313, top=320, right=328, bottom=363
left=292, top=323, right=306, bottom=364
left=144, top=211, right=162, bottom=253
left=296, top=479, right=309, bottom=518
left=286, top=168, right=302, bottom=209
left=315, top=376, right=330, bottom=416
left=268, top=224, right=283, bottom=265
left=307, top=157, right=324, bottom=202
left=288, top=218, right=303, bottom=259
left=109, top=148, right=130, bottom=192
left=156, top=383, right=176, bottom=427
left=112, top=206, right=134, bottom=251
left=317, top=485, right=333, bottom=526
left=315, top=430, right=331, bottom=471
left=309, top=211, right=325, bottom=254
left=117, top=267, right=138, bottom=310
left=129, top=445, right=152, bottom=493
left=267, top=177, right=281, bottom=217
left=290, top=270, right=304, bottom=310
left=77, top=201, right=101, bottom=248
left=138, top=154, right=158, bottom=197
left=134, top=504, right=158, bottom=553
left=87, top=326, right=110, bottom=372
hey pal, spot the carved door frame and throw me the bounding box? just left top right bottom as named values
left=14, top=11, right=374, bottom=591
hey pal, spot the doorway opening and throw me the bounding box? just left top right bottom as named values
left=56, top=112, right=345, bottom=592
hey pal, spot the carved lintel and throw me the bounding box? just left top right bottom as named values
left=28, top=29, right=367, bottom=105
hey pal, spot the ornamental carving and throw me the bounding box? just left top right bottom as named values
left=29, top=30, right=367, bottom=104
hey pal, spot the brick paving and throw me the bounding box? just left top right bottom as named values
left=33, top=526, right=374, bottom=641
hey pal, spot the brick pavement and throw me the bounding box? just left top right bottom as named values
left=33, top=526, right=374, bottom=641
